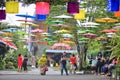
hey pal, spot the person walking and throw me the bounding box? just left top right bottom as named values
left=70, top=54, right=77, bottom=74
left=22, top=55, right=28, bottom=72
left=17, top=54, right=23, bottom=72
left=60, top=52, right=69, bottom=75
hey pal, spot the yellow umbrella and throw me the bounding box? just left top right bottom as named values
left=95, top=17, right=118, bottom=23
left=21, top=23, right=39, bottom=27
left=54, top=29, right=71, bottom=33
left=61, top=41, right=75, bottom=46
left=2, top=32, right=14, bottom=37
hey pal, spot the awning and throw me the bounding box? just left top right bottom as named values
left=46, top=49, right=77, bottom=53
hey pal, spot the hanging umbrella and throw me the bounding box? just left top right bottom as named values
left=100, top=29, right=119, bottom=33
left=47, top=20, right=66, bottom=25
left=2, top=32, right=15, bottom=37
left=78, top=30, right=94, bottom=34
left=83, top=33, right=98, bottom=39
left=51, top=24, right=70, bottom=27
left=0, top=37, right=17, bottom=50
left=81, top=22, right=100, bottom=28
left=41, top=32, right=52, bottom=37
left=21, top=23, right=39, bottom=27
left=95, top=17, right=118, bottom=23
left=30, top=29, right=44, bottom=33
left=54, top=29, right=71, bottom=33
left=51, top=42, right=72, bottom=50
left=16, top=19, right=33, bottom=22
left=16, top=14, right=36, bottom=19
left=53, top=14, right=73, bottom=18
left=61, top=41, right=75, bottom=46
left=62, top=34, right=73, bottom=38
left=42, top=38, right=53, bottom=41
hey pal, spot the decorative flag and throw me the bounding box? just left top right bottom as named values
left=74, top=9, right=85, bottom=20
left=0, top=10, right=6, bottom=20
left=36, top=2, right=50, bottom=14
left=67, top=1, right=79, bottom=14
left=107, top=0, right=119, bottom=12
left=6, top=1, right=19, bottom=14
left=37, top=14, right=46, bottom=20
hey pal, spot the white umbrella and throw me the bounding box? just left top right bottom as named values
left=53, top=14, right=73, bottom=18
left=81, top=22, right=100, bottom=28
left=81, top=22, right=100, bottom=26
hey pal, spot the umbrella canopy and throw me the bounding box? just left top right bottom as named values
left=51, top=24, right=70, bottom=27
left=21, top=23, right=39, bottom=27
left=78, top=30, right=94, bottom=34
left=16, top=19, right=33, bottom=22
left=0, top=37, right=17, bottom=50
left=62, top=34, right=73, bottom=38
left=53, top=14, right=73, bottom=18
left=100, top=29, right=119, bottom=33
left=83, top=33, right=98, bottom=39
left=54, top=29, right=71, bottom=33
left=16, top=14, right=36, bottom=19
left=42, top=38, right=53, bottom=41
left=95, top=17, right=118, bottom=23
left=81, top=22, right=100, bottom=26
left=61, top=41, right=75, bottom=46
left=47, top=20, right=66, bottom=25
left=50, top=42, right=72, bottom=50
left=30, top=29, right=44, bottom=33
left=2, top=28, right=18, bottom=32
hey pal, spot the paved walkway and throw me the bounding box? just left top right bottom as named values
left=0, top=67, right=114, bottom=80
left=0, top=67, right=60, bottom=75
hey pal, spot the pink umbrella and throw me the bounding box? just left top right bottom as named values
left=30, top=29, right=44, bottom=33
left=0, top=37, right=17, bottom=50
left=83, top=33, right=98, bottom=39
left=100, top=29, right=119, bottom=33
left=51, top=24, right=70, bottom=27
left=50, top=43, right=72, bottom=50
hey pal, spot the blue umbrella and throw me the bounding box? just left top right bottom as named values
left=16, top=14, right=36, bottom=19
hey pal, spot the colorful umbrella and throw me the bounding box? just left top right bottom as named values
left=53, top=14, right=73, bottom=18
left=83, top=33, right=98, bottom=39
left=16, top=14, right=36, bottom=19
left=30, top=29, right=44, bottom=33
left=81, top=22, right=100, bottom=26
left=61, top=41, right=75, bottom=46
left=95, top=17, right=118, bottom=23
left=51, top=24, right=70, bottom=27
left=16, top=19, right=33, bottom=22
left=62, top=34, right=73, bottom=38
left=21, top=23, right=39, bottom=27
left=0, top=37, right=17, bottom=50
left=81, top=22, right=100, bottom=28
left=100, top=29, right=119, bottom=33
left=42, top=38, right=53, bottom=41
left=54, top=29, right=71, bottom=33
left=47, top=20, right=66, bottom=25
left=50, top=42, right=72, bottom=50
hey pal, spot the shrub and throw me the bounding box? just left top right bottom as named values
left=0, top=60, right=5, bottom=70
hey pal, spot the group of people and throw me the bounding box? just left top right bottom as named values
left=60, top=52, right=78, bottom=75
left=17, top=54, right=28, bottom=72
left=95, top=52, right=118, bottom=76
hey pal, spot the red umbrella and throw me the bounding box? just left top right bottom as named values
left=83, top=33, right=98, bottom=39
left=100, top=29, right=119, bottom=33
left=30, top=29, right=44, bottom=33
left=0, top=37, right=17, bottom=50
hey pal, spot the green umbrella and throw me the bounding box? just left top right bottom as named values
left=42, top=38, right=53, bottom=41
left=78, top=30, right=94, bottom=34
left=62, top=34, right=73, bottom=38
